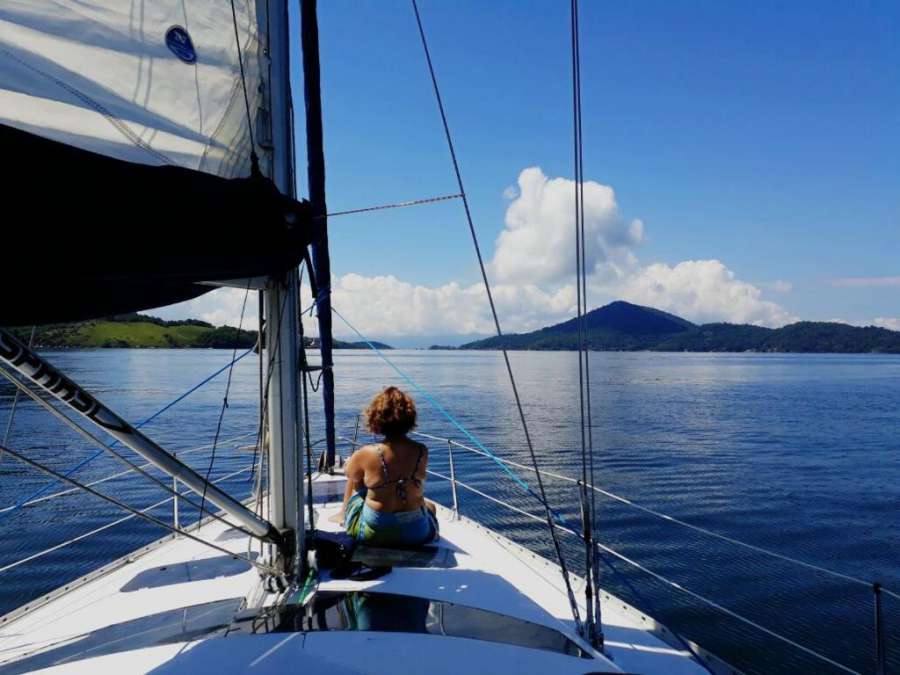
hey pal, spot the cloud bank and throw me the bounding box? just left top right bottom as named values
left=873, top=317, right=900, bottom=331
left=154, top=167, right=802, bottom=338
left=610, top=260, right=796, bottom=327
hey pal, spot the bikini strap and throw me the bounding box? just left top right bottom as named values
left=409, top=445, right=425, bottom=481
left=370, top=444, right=422, bottom=500
left=377, top=445, right=390, bottom=484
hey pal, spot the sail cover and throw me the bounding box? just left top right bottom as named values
left=0, top=124, right=313, bottom=326
left=0, top=1, right=312, bottom=326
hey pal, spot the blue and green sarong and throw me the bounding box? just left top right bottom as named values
left=344, top=491, right=439, bottom=547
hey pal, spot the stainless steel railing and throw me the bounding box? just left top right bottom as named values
left=0, top=433, right=258, bottom=573
left=337, top=429, right=893, bottom=675
left=0, top=424, right=892, bottom=673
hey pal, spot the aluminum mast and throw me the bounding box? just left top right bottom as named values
left=300, top=0, right=337, bottom=470
left=263, top=0, right=305, bottom=577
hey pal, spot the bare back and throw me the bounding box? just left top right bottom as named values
left=350, top=436, right=428, bottom=513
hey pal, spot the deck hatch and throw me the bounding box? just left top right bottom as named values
left=230, top=591, right=589, bottom=659
left=0, top=598, right=243, bottom=673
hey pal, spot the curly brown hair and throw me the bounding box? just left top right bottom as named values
left=364, top=386, right=417, bottom=437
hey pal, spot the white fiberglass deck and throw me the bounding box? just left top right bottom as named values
left=0, top=474, right=718, bottom=674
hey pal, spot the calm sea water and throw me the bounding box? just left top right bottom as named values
left=0, top=349, right=897, bottom=674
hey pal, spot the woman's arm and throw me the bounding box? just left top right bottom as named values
left=341, top=448, right=367, bottom=515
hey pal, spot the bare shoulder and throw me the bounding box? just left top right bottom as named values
left=348, top=444, right=379, bottom=470
left=356, top=443, right=383, bottom=459
left=411, top=439, right=429, bottom=456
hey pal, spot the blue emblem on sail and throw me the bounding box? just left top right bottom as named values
left=165, top=26, right=196, bottom=64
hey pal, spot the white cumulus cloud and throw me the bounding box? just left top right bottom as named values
left=330, top=273, right=575, bottom=337
left=151, top=167, right=800, bottom=336
left=491, top=167, right=643, bottom=285
left=765, top=280, right=793, bottom=293
left=152, top=287, right=261, bottom=330
left=597, top=260, right=797, bottom=327
left=873, top=317, right=900, bottom=331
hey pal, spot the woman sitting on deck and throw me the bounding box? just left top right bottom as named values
left=342, top=386, right=438, bottom=547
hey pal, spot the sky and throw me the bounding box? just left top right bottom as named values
left=157, top=1, right=900, bottom=345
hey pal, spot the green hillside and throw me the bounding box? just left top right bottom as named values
left=29, top=321, right=212, bottom=348
left=9, top=314, right=391, bottom=350
left=460, top=302, right=900, bottom=354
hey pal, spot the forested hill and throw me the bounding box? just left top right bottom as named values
left=459, top=301, right=900, bottom=353
left=8, top=314, right=392, bottom=350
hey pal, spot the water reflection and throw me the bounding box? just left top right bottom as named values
left=1, top=349, right=898, bottom=673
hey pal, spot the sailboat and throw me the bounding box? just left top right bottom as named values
left=0, top=2, right=736, bottom=673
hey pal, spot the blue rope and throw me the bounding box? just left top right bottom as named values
left=331, top=306, right=544, bottom=499
left=0, top=347, right=254, bottom=521
left=332, top=308, right=582, bottom=533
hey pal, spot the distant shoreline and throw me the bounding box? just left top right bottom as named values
left=12, top=302, right=900, bottom=354
left=9, top=313, right=392, bottom=351
left=457, top=301, right=900, bottom=354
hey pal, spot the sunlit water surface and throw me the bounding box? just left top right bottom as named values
left=0, top=349, right=897, bottom=674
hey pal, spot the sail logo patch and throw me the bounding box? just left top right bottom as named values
left=166, top=26, right=197, bottom=64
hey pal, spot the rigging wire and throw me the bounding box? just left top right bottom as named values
left=0, top=443, right=276, bottom=575
left=297, top=264, right=317, bottom=530
left=0, top=366, right=258, bottom=538
left=595, top=552, right=708, bottom=669
left=570, top=0, right=602, bottom=646
left=256, top=287, right=265, bottom=478
left=0, top=349, right=254, bottom=522
left=0, top=433, right=255, bottom=514
left=248, top=283, right=291, bottom=486
left=198, top=282, right=252, bottom=526
left=333, top=306, right=536, bottom=497
left=432, top=466, right=858, bottom=675
left=410, top=0, right=583, bottom=629
left=0, top=463, right=255, bottom=576
left=318, top=193, right=463, bottom=219
left=229, top=0, right=260, bottom=170
left=413, top=429, right=899, bottom=597
left=0, top=325, right=35, bottom=462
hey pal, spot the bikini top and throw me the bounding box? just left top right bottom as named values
left=368, top=444, right=425, bottom=502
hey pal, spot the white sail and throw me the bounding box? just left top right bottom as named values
left=0, top=0, right=267, bottom=178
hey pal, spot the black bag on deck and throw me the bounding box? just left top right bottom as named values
left=310, top=530, right=356, bottom=570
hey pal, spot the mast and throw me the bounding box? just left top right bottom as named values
left=300, top=0, right=337, bottom=470
left=264, top=0, right=305, bottom=576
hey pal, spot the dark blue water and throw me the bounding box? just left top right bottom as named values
left=0, top=349, right=897, bottom=674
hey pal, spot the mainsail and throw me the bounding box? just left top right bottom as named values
left=0, top=1, right=314, bottom=326
left=1, top=0, right=265, bottom=176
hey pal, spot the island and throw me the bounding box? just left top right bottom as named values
left=459, top=301, right=900, bottom=354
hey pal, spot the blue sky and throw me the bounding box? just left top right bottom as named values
left=165, top=1, right=900, bottom=341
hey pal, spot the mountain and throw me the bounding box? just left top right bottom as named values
left=544, top=300, right=694, bottom=336
left=460, top=301, right=900, bottom=353
left=463, top=301, right=697, bottom=351
left=8, top=314, right=392, bottom=350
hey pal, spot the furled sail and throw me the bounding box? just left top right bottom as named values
left=0, top=1, right=312, bottom=326
left=0, top=125, right=312, bottom=326
left=0, top=0, right=268, bottom=177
